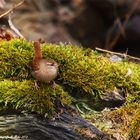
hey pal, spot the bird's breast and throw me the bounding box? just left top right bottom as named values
left=31, top=62, right=58, bottom=82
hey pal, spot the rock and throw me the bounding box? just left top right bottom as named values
left=99, top=90, right=125, bottom=110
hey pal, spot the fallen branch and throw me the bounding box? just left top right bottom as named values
left=0, top=0, right=24, bottom=18
left=96, top=47, right=140, bottom=61
left=8, top=14, right=24, bottom=38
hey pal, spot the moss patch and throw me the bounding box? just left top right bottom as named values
left=0, top=79, right=72, bottom=116
left=1, top=38, right=140, bottom=94
left=106, top=103, right=140, bottom=140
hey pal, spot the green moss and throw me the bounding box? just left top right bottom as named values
left=1, top=39, right=140, bottom=95
left=105, top=103, right=140, bottom=139
left=41, top=43, right=140, bottom=96
left=0, top=39, right=33, bottom=79
left=129, top=107, right=140, bottom=140
left=0, top=79, right=72, bottom=116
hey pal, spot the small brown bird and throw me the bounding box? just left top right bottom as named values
left=30, top=41, right=58, bottom=84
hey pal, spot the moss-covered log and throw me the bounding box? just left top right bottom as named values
left=0, top=38, right=140, bottom=139
left=1, top=39, right=140, bottom=93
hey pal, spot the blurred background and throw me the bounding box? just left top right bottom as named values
left=1, top=0, right=140, bottom=57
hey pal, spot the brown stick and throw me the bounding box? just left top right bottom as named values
left=0, top=0, right=25, bottom=18
left=95, top=47, right=140, bottom=61
left=8, top=14, right=24, bottom=38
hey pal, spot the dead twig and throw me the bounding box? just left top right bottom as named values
left=0, top=0, right=25, bottom=18
left=96, top=47, right=140, bottom=61
left=8, top=14, right=24, bottom=38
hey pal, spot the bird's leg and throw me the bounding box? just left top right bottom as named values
left=49, top=81, right=58, bottom=89
left=34, top=80, right=40, bottom=90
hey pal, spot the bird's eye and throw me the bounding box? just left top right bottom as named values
left=46, top=62, right=54, bottom=66
left=51, top=62, right=54, bottom=66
